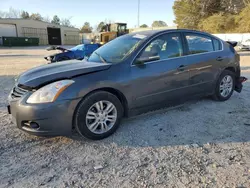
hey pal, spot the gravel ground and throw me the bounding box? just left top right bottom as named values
left=0, top=47, right=250, bottom=188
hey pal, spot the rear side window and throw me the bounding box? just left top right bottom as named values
left=213, top=39, right=222, bottom=51
left=185, top=34, right=214, bottom=55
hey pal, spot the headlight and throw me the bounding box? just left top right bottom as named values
left=27, top=80, right=74, bottom=104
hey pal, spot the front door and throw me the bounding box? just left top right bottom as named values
left=129, top=32, right=191, bottom=109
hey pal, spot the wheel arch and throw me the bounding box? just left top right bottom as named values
left=223, top=66, right=241, bottom=78
left=224, top=66, right=236, bottom=73
left=95, top=87, right=129, bottom=117
left=72, top=87, right=129, bottom=129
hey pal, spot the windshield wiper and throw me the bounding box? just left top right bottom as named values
left=94, top=52, right=107, bottom=64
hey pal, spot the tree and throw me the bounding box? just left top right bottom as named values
left=61, top=18, right=73, bottom=27
left=199, top=13, right=236, bottom=33
left=220, top=0, right=246, bottom=14
left=21, top=11, right=29, bottom=19
left=51, top=15, right=60, bottom=25
left=80, top=22, right=93, bottom=33
left=140, top=24, right=148, bottom=28
left=243, top=0, right=250, bottom=6
left=152, top=21, right=167, bottom=27
left=43, top=16, right=51, bottom=23
left=173, top=0, right=203, bottom=29
left=0, top=8, right=21, bottom=18
left=0, top=11, right=5, bottom=18
left=235, top=4, right=250, bottom=32
left=96, top=20, right=114, bottom=32
left=7, top=7, right=21, bottom=18
left=173, top=0, right=249, bottom=29
left=30, top=13, right=43, bottom=21
left=97, top=22, right=105, bottom=32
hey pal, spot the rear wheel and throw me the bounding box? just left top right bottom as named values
left=212, top=70, right=235, bottom=101
left=74, top=91, right=123, bottom=140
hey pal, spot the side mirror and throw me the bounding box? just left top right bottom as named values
left=134, top=55, right=160, bottom=65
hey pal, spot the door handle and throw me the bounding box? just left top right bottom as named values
left=216, top=57, right=223, bottom=61
left=177, top=65, right=186, bottom=71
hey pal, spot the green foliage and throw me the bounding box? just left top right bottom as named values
left=97, top=22, right=105, bottom=32
left=173, top=0, right=202, bottom=29
left=152, top=21, right=167, bottom=27
left=0, top=7, right=21, bottom=18
left=80, top=22, right=93, bottom=33
left=30, top=13, right=43, bottom=21
left=61, top=18, right=73, bottom=27
left=140, top=24, right=148, bottom=28
left=236, top=4, right=250, bottom=32
left=21, top=11, right=29, bottom=19
left=173, top=0, right=224, bottom=29
left=199, top=13, right=236, bottom=33
left=43, top=16, right=51, bottom=23
left=0, top=8, right=73, bottom=27
left=220, top=0, right=246, bottom=14
left=173, top=0, right=250, bottom=33
left=51, top=15, right=60, bottom=25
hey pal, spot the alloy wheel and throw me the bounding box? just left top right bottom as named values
left=85, top=100, right=117, bottom=134
left=220, top=75, right=233, bottom=98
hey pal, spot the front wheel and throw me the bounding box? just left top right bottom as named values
left=74, top=91, right=123, bottom=140
left=212, top=70, right=235, bottom=101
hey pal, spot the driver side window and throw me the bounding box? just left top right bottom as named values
left=139, top=33, right=183, bottom=61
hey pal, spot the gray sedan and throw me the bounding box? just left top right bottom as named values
left=7, top=29, right=247, bottom=140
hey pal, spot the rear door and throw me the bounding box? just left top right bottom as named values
left=183, top=32, right=223, bottom=94
left=129, top=32, right=191, bottom=108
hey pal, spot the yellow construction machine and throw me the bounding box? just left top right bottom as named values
left=99, top=23, right=128, bottom=44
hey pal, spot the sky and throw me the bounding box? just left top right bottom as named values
left=1, top=0, right=176, bottom=29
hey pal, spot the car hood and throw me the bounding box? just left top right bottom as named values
left=17, top=60, right=111, bottom=89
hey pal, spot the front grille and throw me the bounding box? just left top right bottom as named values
left=11, top=86, right=28, bottom=99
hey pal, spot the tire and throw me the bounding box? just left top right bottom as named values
left=74, top=91, right=124, bottom=140
left=212, top=70, right=235, bottom=101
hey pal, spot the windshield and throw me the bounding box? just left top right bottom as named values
left=70, top=45, right=84, bottom=51
left=88, top=34, right=145, bottom=64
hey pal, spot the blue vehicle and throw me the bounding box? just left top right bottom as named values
left=44, top=44, right=101, bottom=63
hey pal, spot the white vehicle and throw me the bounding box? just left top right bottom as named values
left=239, top=39, right=250, bottom=50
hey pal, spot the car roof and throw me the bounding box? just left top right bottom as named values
left=128, top=29, right=213, bottom=38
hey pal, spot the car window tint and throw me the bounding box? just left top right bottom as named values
left=185, top=34, right=214, bottom=54
left=213, top=39, right=221, bottom=51
left=88, top=35, right=143, bottom=64
left=139, top=33, right=183, bottom=61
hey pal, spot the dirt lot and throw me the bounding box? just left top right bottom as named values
left=0, top=47, right=250, bottom=188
